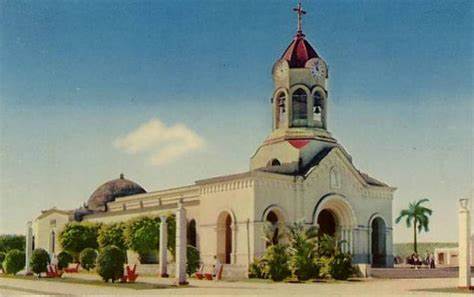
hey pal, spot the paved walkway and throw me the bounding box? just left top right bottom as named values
left=0, top=273, right=473, bottom=296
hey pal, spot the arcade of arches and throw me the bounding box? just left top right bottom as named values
left=217, top=212, right=233, bottom=264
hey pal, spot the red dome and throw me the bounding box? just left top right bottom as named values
left=281, top=33, right=319, bottom=68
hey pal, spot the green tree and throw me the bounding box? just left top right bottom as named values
left=395, top=198, right=433, bottom=253
left=328, top=252, right=354, bottom=280
left=96, top=245, right=126, bottom=282
left=0, top=235, right=25, bottom=253
left=124, top=216, right=160, bottom=263
left=262, top=221, right=285, bottom=247
left=186, top=245, right=200, bottom=276
left=0, top=252, right=5, bottom=272
left=286, top=221, right=319, bottom=281
left=318, top=234, right=345, bottom=257
left=59, top=222, right=100, bottom=260
left=98, top=223, right=126, bottom=251
left=3, top=249, right=25, bottom=275
left=261, top=243, right=291, bottom=281
left=30, top=249, right=50, bottom=277
left=166, top=215, right=176, bottom=259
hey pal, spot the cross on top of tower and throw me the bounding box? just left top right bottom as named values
left=293, top=0, right=306, bottom=36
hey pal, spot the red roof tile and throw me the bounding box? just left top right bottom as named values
left=281, top=33, right=319, bottom=68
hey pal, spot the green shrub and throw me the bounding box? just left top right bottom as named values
left=59, top=222, right=100, bottom=260
left=98, top=223, right=127, bottom=251
left=329, top=252, right=354, bottom=280
left=0, top=235, right=26, bottom=253
left=3, top=249, right=25, bottom=275
left=96, top=245, right=126, bottom=282
left=166, top=216, right=176, bottom=259
left=57, top=251, right=73, bottom=270
left=80, top=248, right=97, bottom=271
left=186, top=245, right=200, bottom=276
left=30, top=249, right=50, bottom=276
left=261, top=244, right=291, bottom=282
left=0, top=251, right=5, bottom=271
left=124, top=217, right=160, bottom=263
left=248, top=257, right=266, bottom=279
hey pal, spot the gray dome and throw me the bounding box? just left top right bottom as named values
left=87, top=174, right=146, bottom=211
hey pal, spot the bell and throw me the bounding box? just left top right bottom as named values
left=314, top=106, right=321, bottom=114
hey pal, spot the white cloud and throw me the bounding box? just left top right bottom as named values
left=114, top=118, right=205, bottom=166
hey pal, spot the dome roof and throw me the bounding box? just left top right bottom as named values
left=87, top=174, right=146, bottom=211
left=281, top=33, right=319, bottom=68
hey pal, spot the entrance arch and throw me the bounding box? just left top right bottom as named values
left=370, top=216, right=387, bottom=267
left=317, top=209, right=336, bottom=237
left=188, top=219, right=197, bottom=248
left=217, top=211, right=234, bottom=264
left=262, top=205, right=287, bottom=247
left=313, top=194, right=356, bottom=252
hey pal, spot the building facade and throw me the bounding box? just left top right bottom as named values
left=28, top=4, right=396, bottom=272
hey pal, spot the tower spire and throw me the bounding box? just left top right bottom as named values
left=293, top=0, right=306, bottom=36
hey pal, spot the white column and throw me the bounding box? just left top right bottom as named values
left=458, top=198, right=471, bottom=288
left=175, top=199, right=188, bottom=285
left=349, top=227, right=354, bottom=254
left=231, top=224, right=237, bottom=264
left=297, top=177, right=305, bottom=221
left=341, top=228, right=348, bottom=253
left=159, top=215, right=168, bottom=277
left=25, top=221, right=33, bottom=274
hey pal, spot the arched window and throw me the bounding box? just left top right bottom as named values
left=267, top=159, right=281, bottom=167
left=313, top=91, right=324, bottom=122
left=266, top=211, right=280, bottom=246
left=188, top=219, right=197, bottom=248
left=292, top=88, right=307, bottom=126
left=50, top=231, right=55, bottom=254
left=275, top=92, right=287, bottom=128
left=330, top=167, right=341, bottom=189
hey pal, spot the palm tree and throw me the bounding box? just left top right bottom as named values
left=395, top=198, right=433, bottom=253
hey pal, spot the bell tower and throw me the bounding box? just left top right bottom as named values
left=250, top=1, right=341, bottom=174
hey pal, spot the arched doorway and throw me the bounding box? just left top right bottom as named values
left=371, top=217, right=386, bottom=267
left=188, top=219, right=197, bottom=248
left=217, top=211, right=233, bottom=264
left=50, top=231, right=56, bottom=254
left=317, top=209, right=336, bottom=237
left=266, top=210, right=280, bottom=246
left=313, top=195, right=357, bottom=253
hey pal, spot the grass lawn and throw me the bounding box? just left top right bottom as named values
left=0, top=274, right=176, bottom=290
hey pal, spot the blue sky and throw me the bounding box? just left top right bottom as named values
left=0, top=0, right=472, bottom=243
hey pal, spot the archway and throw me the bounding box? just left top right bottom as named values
left=217, top=211, right=233, bottom=264
left=188, top=219, right=197, bottom=248
left=266, top=211, right=280, bottom=246
left=313, top=195, right=357, bottom=253
left=317, top=209, right=336, bottom=237
left=371, top=217, right=387, bottom=267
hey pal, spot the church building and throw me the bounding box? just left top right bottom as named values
left=28, top=3, right=396, bottom=275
